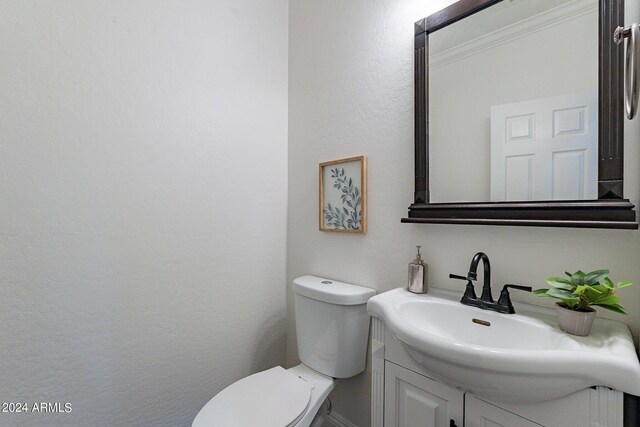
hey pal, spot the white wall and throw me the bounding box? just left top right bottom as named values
left=0, top=1, right=288, bottom=426
left=288, top=1, right=640, bottom=426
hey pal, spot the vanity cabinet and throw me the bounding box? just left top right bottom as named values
left=385, top=361, right=540, bottom=427
left=384, top=362, right=463, bottom=427
left=371, top=317, right=625, bottom=427
left=465, top=395, right=541, bottom=427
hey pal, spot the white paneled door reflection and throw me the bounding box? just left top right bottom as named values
left=490, top=91, right=597, bottom=201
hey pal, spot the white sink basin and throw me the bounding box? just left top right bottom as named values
left=367, top=288, right=640, bottom=403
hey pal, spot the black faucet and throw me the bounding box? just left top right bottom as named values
left=468, top=252, right=493, bottom=303
left=449, top=252, right=532, bottom=314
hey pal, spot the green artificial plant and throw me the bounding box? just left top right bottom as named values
left=533, top=269, right=633, bottom=314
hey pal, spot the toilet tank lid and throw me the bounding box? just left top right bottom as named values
left=293, top=276, right=376, bottom=305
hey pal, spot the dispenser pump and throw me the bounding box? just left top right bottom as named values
left=414, top=246, right=423, bottom=263
left=408, top=245, right=428, bottom=294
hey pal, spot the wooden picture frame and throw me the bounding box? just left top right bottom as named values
left=319, top=156, right=367, bottom=233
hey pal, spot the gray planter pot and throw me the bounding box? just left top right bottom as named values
left=555, top=302, right=596, bottom=336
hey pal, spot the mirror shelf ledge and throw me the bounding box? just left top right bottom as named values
left=403, top=199, right=638, bottom=229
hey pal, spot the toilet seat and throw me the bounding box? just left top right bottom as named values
left=192, top=366, right=312, bottom=427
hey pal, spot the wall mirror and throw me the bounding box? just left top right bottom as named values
left=404, top=0, right=638, bottom=229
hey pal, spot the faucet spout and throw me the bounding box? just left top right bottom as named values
left=469, top=252, right=493, bottom=303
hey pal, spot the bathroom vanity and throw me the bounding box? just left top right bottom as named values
left=368, top=288, right=640, bottom=427
left=373, top=320, right=624, bottom=426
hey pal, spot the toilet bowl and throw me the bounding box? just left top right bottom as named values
left=192, top=276, right=375, bottom=427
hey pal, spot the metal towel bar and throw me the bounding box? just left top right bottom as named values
left=614, top=23, right=639, bottom=119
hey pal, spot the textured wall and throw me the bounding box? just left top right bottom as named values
left=0, top=1, right=288, bottom=425
left=288, top=0, right=640, bottom=426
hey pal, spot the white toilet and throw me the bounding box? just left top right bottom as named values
left=192, top=275, right=375, bottom=427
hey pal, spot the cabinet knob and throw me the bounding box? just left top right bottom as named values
left=450, top=420, right=457, bottom=427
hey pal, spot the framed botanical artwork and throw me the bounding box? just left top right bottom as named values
left=319, top=156, right=367, bottom=233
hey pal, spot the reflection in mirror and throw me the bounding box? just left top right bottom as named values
left=428, top=0, right=598, bottom=203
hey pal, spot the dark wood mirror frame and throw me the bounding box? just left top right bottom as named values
left=403, top=0, right=638, bottom=229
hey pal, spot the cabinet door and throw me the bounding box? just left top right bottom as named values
left=466, top=395, right=543, bottom=427
left=384, top=361, right=464, bottom=427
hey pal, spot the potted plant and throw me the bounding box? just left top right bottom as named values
left=533, top=269, right=633, bottom=336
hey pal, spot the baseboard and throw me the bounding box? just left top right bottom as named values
left=325, top=410, right=359, bottom=427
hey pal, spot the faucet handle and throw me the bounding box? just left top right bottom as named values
left=503, top=284, right=532, bottom=293
left=498, top=284, right=532, bottom=314
left=449, top=273, right=477, bottom=302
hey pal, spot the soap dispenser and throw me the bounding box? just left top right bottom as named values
left=408, top=245, right=428, bottom=294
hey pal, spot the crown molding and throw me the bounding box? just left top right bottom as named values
left=430, top=0, right=597, bottom=69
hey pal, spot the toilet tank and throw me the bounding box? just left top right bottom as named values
left=292, top=276, right=376, bottom=378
